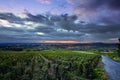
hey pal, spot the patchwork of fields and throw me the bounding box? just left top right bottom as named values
left=0, top=50, right=107, bottom=80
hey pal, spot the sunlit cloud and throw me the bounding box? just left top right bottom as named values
left=15, top=13, right=29, bottom=19
left=0, top=19, right=23, bottom=28
left=36, top=32, right=45, bottom=35
left=0, top=18, right=47, bottom=30
left=24, top=21, right=34, bottom=25
left=0, top=19, right=11, bottom=27
left=23, top=22, right=46, bottom=29
left=38, top=0, right=51, bottom=4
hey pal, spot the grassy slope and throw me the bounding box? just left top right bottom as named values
left=96, top=52, right=120, bottom=62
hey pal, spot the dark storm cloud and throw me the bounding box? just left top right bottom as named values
left=70, top=0, right=120, bottom=10
left=0, top=12, right=120, bottom=42
left=68, top=0, right=120, bottom=25
left=103, top=0, right=120, bottom=10
left=53, top=14, right=79, bottom=31
left=26, top=13, right=47, bottom=22
left=0, top=13, right=24, bottom=23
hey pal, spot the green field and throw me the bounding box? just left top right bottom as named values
left=98, top=52, right=120, bottom=62
left=0, top=50, right=107, bottom=80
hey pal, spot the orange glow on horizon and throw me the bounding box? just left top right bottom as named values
left=41, top=40, right=91, bottom=44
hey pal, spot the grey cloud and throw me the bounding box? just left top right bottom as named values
left=98, top=11, right=120, bottom=24
left=34, top=27, right=55, bottom=33
left=0, top=12, right=120, bottom=42
left=50, top=31, right=84, bottom=37
left=77, top=24, right=120, bottom=34
left=0, top=26, right=25, bottom=32
left=90, top=32, right=120, bottom=41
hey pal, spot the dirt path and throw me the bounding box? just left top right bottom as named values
left=102, top=55, right=120, bottom=80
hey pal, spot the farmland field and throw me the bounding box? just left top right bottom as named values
left=0, top=50, right=107, bottom=80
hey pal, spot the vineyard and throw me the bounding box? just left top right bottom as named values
left=0, top=50, right=106, bottom=80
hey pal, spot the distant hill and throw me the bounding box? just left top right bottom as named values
left=0, top=42, right=118, bottom=47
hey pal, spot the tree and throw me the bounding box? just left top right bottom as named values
left=118, top=38, right=120, bottom=57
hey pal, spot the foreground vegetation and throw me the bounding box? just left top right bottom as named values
left=0, top=50, right=107, bottom=80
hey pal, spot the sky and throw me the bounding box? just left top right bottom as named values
left=0, top=0, right=120, bottom=43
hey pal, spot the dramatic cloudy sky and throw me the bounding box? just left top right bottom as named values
left=0, top=0, right=120, bottom=43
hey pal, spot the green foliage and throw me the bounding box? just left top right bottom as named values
left=118, top=39, right=120, bottom=57
left=0, top=50, right=105, bottom=80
